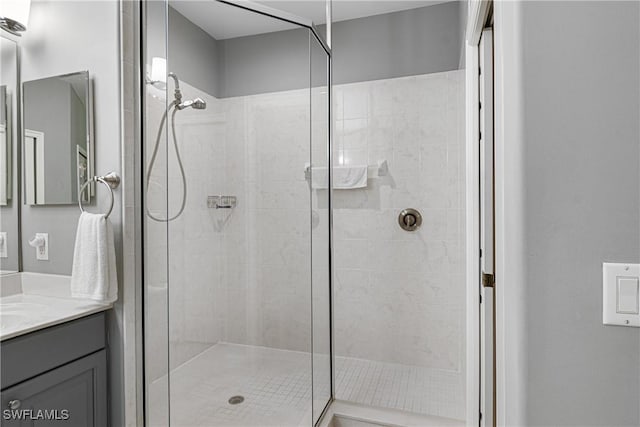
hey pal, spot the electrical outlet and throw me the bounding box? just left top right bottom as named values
left=0, top=232, right=7, bottom=258
left=36, top=233, right=48, bottom=261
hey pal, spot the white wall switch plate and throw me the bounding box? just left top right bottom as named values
left=0, top=232, right=7, bottom=258
left=603, top=262, right=640, bottom=327
left=35, top=233, right=49, bottom=261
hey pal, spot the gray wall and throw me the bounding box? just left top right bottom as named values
left=331, top=1, right=462, bottom=87
left=218, top=26, right=310, bottom=97
left=517, top=1, right=640, bottom=424
left=21, top=0, right=121, bottom=276
left=168, top=6, right=222, bottom=98
left=165, top=1, right=464, bottom=98
left=146, top=4, right=222, bottom=97
left=20, top=0, right=123, bottom=425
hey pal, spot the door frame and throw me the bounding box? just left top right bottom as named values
left=467, top=1, right=530, bottom=425
left=465, top=1, right=492, bottom=425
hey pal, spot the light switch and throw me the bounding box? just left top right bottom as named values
left=617, top=277, right=639, bottom=314
left=603, top=263, right=640, bottom=327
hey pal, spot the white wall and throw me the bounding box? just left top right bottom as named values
left=496, top=1, right=640, bottom=424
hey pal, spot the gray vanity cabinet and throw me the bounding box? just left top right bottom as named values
left=0, top=313, right=108, bottom=426
left=1, top=350, right=107, bottom=426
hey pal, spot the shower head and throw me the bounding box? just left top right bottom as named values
left=176, top=97, right=207, bottom=110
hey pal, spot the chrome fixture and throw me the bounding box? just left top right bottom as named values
left=146, top=72, right=207, bottom=222
left=168, top=72, right=182, bottom=102
left=177, top=97, right=206, bottom=110
left=398, top=208, right=422, bottom=232
left=79, top=172, right=121, bottom=218
left=228, top=396, right=244, bottom=405
left=207, top=195, right=237, bottom=209
left=0, top=0, right=31, bottom=36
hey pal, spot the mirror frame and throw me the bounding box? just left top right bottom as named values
left=1, top=84, right=13, bottom=206
left=21, top=70, right=94, bottom=206
left=0, top=35, right=20, bottom=274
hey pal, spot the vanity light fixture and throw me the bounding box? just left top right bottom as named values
left=0, top=0, right=31, bottom=36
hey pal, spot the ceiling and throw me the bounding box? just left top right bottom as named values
left=170, top=0, right=449, bottom=40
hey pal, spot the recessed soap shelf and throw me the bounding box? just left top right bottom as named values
left=208, top=195, right=237, bottom=209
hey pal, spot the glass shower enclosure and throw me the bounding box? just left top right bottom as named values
left=141, top=1, right=332, bottom=426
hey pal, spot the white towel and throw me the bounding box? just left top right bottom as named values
left=309, top=165, right=368, bottom=189
left=70, top=212, right=118, bottom=304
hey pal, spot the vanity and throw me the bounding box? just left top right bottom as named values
left=0, top=273, right=110, bottom=426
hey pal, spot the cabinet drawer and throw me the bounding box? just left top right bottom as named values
left=1, top=313, right=106, bottom=389
left=0, top=350, right=107, bottom=427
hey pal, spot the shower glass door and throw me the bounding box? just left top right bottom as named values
left=142, top=1, right=332, bottom=426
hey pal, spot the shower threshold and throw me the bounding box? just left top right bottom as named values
left=318, top=401, right=464, bottom=427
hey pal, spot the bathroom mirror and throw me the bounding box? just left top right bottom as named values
left=22, top=71, right=93, bottom=205
left=0, top=36, right=19, bottom=274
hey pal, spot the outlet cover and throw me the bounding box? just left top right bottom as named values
left=36, top=233, right=49, bottom=261
left=0, top=232, right=7, bottom=258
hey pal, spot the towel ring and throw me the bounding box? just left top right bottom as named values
left=78, top=172, right=120, bottom=218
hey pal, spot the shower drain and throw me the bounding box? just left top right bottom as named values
left=228, top=395, right=244, bottom=405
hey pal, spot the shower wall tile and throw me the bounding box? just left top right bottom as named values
left=332, top=71, right=466, bottom=407
left=148, top=72, right=465, bottom=420
left=143, top=82, right=227, bottom=372
left=220, top=88, right=313, bottom=353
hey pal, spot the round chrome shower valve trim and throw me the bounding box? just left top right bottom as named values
left=398, top=208, right=422, bottom=231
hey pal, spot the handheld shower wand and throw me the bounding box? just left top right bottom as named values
left=146, top=72, right=207, bottom=222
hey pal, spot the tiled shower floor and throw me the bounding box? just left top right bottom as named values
left=148, top=343, right=313, bottom=427
left=148, top=343, right=463, bottom=426
left=334, top=357, right=465, bottom=420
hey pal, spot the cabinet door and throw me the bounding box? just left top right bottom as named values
left=1, top=350, right=107, bottom=427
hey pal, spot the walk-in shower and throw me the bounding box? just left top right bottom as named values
left=141, top=0, right=467, bottom=425
left=142, top=1, right=331, bottom=425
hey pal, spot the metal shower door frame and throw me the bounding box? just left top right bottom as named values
left=138, top=1, right=334, bottom=425
left=215, top=0, right=331, bottom=56
left=213, top=3, right=335, bottom=424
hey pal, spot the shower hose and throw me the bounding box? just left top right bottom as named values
left=145, top=101, right=188, bottom=222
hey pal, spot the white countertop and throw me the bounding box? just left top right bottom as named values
left=0, top=273, right=113, bottom=341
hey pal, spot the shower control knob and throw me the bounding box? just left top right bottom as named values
left=398, top=208, right=422, bottom=231
left=404, top=214, right=416, bottom=227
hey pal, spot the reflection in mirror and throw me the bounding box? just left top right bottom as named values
left=22, top=71, right=92, bottom=205
left=0, top=85, right=11, bottom=206
left=0, top=36, right=18, bottom=273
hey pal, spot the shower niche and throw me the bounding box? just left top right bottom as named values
left=142, top=1, right=331, bottom=426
